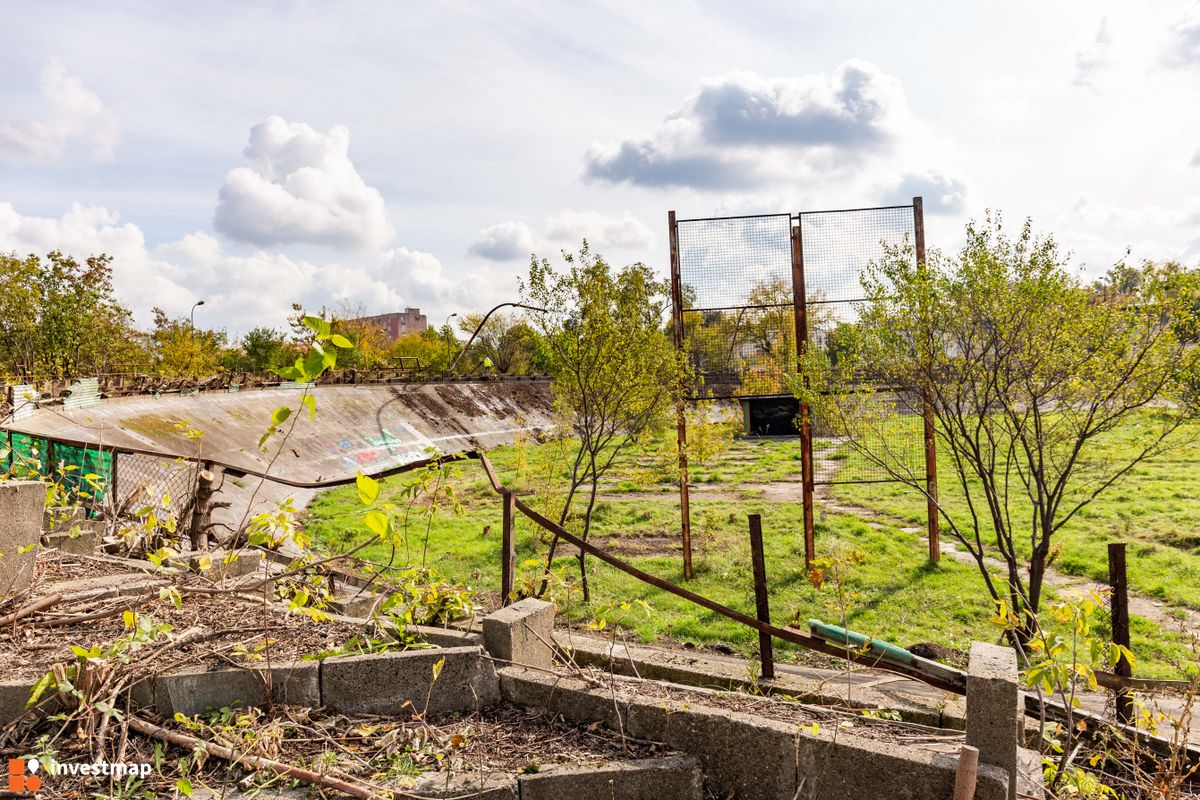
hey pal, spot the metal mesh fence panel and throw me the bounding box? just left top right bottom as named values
left=112, top=451, right=198, bottom=523
left=672, top=203, right=927, bottom=486
left=799, top=206, right=920, bottom=484
left=676, top=214, right=794, bottom=397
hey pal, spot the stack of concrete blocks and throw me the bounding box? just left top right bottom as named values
left=0, top=481, right=45, bottom=600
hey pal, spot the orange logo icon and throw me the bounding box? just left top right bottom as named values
left=7, top=758, right=41, bottom=792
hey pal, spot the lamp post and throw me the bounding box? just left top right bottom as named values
left=443, top=312, right=458, bottom=367
left=190, top=300, right=206, bottom=330
left=446, top=301, right=548, bottom=376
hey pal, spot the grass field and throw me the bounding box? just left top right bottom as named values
left=304, top=420, right=1200, bottom=680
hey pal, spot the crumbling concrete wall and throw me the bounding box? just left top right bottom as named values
left=0, top=481, right=44, bottom=599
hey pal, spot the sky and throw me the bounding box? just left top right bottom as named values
left=1, top=1, right=1199, bottom=336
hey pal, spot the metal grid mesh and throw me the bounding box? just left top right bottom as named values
left=112, top=452, right=198, bottom=523
left=677, top=214, right=794, bottom=397
left=799, top=206, right=919, bottom=484
left=673, top=204, right=926, bottom=485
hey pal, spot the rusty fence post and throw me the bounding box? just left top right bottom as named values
left=1108, top=541, right=1133, bottom=724
left=914, top=196, right=940, bottom=563
left=791, top=220, right=816, bottom=570
left=501, top=489, right=516, bottom=606
left=748, top=513, right=775, bottom=680
left=668, top=210, right=694, bottom=580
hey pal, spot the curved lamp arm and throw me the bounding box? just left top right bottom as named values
left=446, top=301, right=548, bottom=376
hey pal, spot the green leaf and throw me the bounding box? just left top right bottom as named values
left=303, top=315, right=331, bottom=337
left=330, top=333, right=353, bottom=349
left=363, top=510, right=390, bottom=537
left=301, top=394, right=317, bottom=420
left=176, top=778, right=193, bottom=797
left=271, top=406, right=293, bottom=426
left=356, top=472, right=380, bottom=505
left=25, top=671, right=56, bottom=709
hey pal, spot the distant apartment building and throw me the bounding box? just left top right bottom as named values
left=355, top=308, right=428, bottom=341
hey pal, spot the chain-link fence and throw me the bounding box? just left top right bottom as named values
left=3, top=431, right=198, bottom=524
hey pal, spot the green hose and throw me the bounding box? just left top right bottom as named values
left=807, top=619, right=916, bottom=666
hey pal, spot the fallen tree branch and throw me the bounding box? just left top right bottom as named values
left=0, top=593, right=64, bottom=626
left=126, top=715, right=433, bottom=800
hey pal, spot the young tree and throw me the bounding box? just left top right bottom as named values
left=455, top=311, right=540, bottom=374
left=150, top=308, right=229, bottom=377
left=227, top=327, right=289, bottom=372
left=0, top=251, right=142, bottom=377
left=798, top=215, right=1200, bottom=641
left=524, top=243, right=679, bottom=600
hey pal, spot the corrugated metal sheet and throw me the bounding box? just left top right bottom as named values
left=10, top=384, right=37, bottom=421
left=63, top=378, right=101, bottom=410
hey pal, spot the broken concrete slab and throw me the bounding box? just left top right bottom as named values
left=483, top=597, right=555, bottom=670
left=795, top=724, right=1009, bottom=800
left=411, top=772, right=518, bottom=799
left=556, top=630, right=956, bottom=728
left=42, top=519, right=104, bottom=555
left=0, top=481, right=45, bottom=599
left=518, top=756, right=703, bottom=800
left=153, top=661, right=319, bottom=717
left=663, top=705, right=798, bottom=800
left=321, top=646, right=499, bottom=717
left=967, top=642, right=1020, bottom=800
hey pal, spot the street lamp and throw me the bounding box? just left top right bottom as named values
left=446, top=301, right=548, bottom=376
left=443, top=312, right=459, bottom=366
left=190, top=300, right=206, bottom=330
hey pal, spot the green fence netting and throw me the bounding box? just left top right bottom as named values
left=3, top=432, right=113, bottom=511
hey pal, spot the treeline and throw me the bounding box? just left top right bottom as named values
left=0, top=251, right=553, bottom=379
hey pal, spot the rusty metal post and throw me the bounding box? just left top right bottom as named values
left=914, top=196, right=940, bottom=563
left=501, top=489, right=516, bottom=605
left=668, top=211, right=694, bottom=580
left=1108, top=542, right=1133, bottom=724
left=791, top=220, right=815, bottom=570
left=748, top=513, right=775, bottom=680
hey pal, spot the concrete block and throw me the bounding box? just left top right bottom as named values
left=483, top=597, right=555, bottom=670
left=664, top=707, right=797, bottom=800
left=321, top=646, right=499, bottom=717
left=329, top=589, right=383, bottom=618
left=43, top=505, right=84, bottom=533
left=154, top=661, right=319, bottom=717
left=168, top=549, right=264, bottom=580
left=411, top=772, right=517, bottom=799
left=966, top=642, right=1020, bottom=800
left=0, top=680, right=38, bottom=725
left=0, top=481, right=45, bottom=599
left=795, top=725, right=1009, bottom=800
left=519, top=756, right=703, bottom=800
left=42, top=520, right=103, bottom=555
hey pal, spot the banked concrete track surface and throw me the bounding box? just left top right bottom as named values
left=3, top=379, right=555, bottom=485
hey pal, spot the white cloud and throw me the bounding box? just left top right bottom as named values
left=468, top=211, right=655, bottom=262
left=1164, top=4, right=1200, bottom=68
left=214, top=116, right=395, bottom=251
left=1192, top=148, right=1200, bottom=168
left=0, top=202, right=466, bottom=332
left=467, top=222, right=536, bottom=261
left=584, top=60, right=910, bottom=189
left=885, top=171, right=968, bottom=215
left=1072, top=18, right=1112, bottom=86
left=1055, top=195, right=1200, bottom=275
left=543, top=210, right=654, bottom=249
left=0, top=59, right=120, bottom=163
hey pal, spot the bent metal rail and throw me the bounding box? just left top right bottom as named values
left=6, top=426, right=1193, bottom=765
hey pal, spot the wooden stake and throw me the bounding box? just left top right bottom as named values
left=953, top=744, right=979, bottom=800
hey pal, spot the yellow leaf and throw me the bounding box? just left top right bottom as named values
left=123, top=610, right=136, bottom=628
